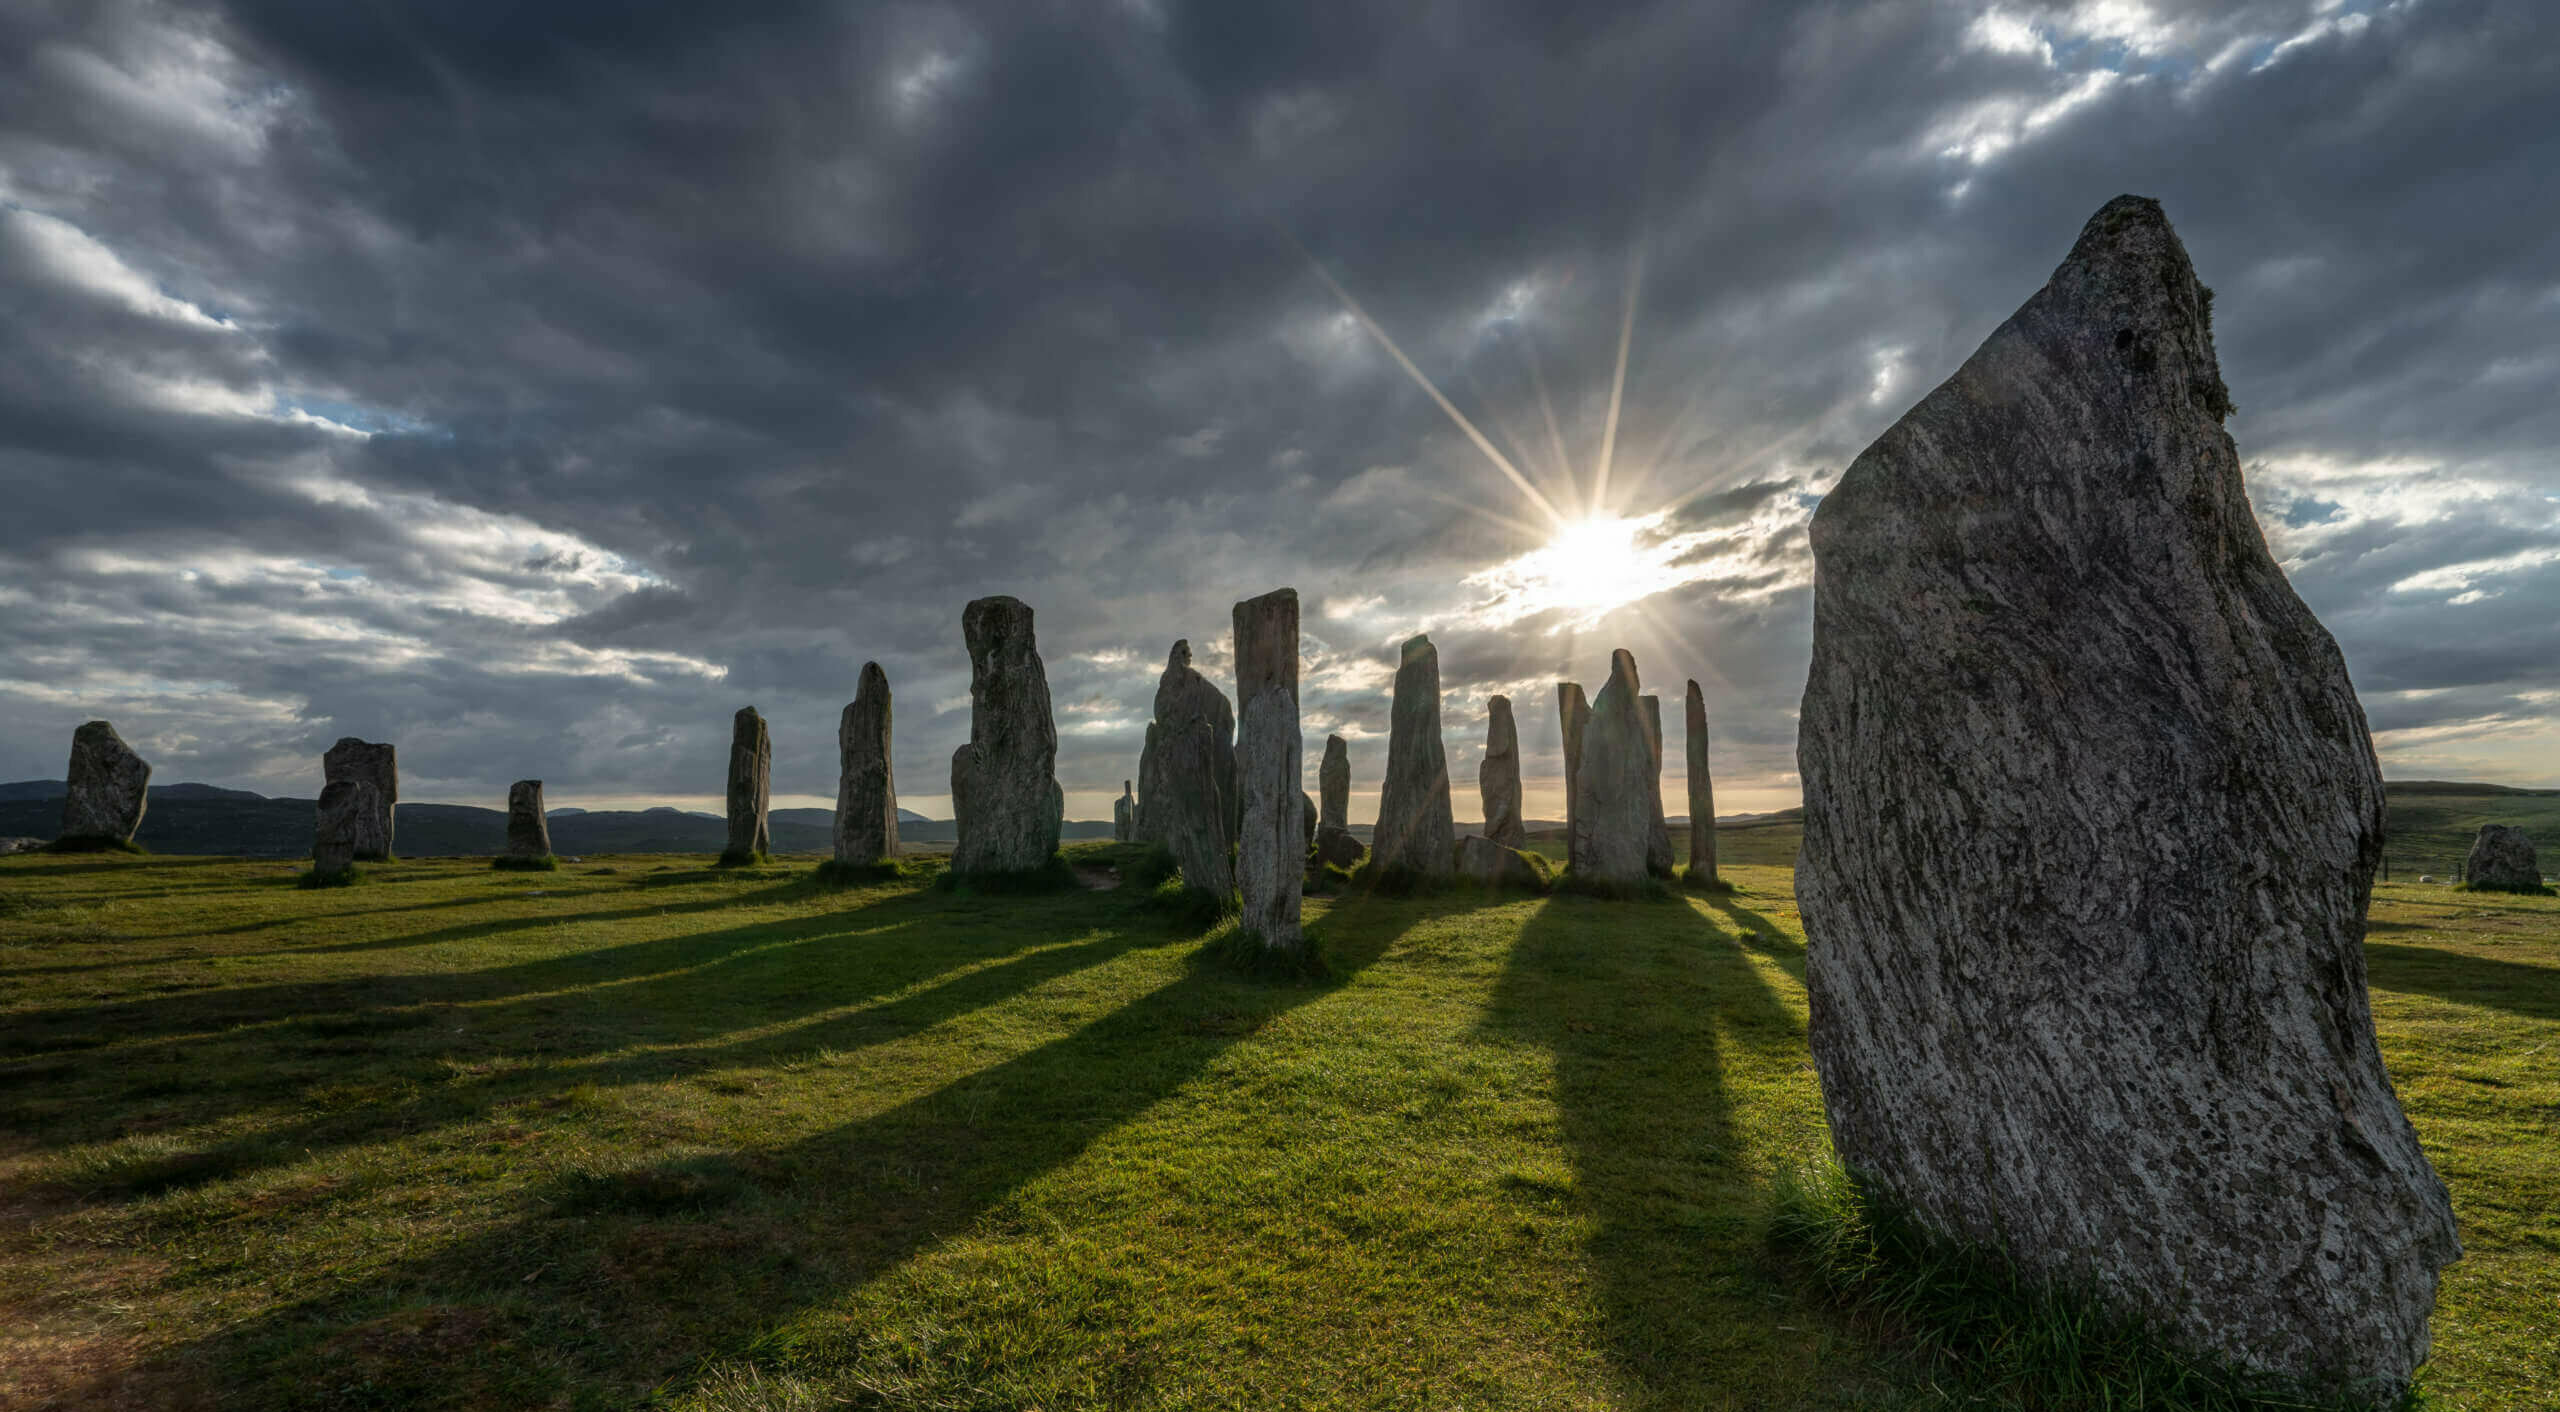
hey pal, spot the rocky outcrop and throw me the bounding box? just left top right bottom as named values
left=1232, top=589, right=1303, bottom=948
left=1456, top=832, right=1547, bottom=892
left=59, top=720, right=149, bottom=845
left=1568, top=651, right=1653, bottom=885
left=323, top=738, right=398, bottom=860
left=835, top=663, right=899, bottom=866
left=1374, top=634, right=1455, bottom=877
left=2464, top=824, right=2543, bottom=892
left=1147, top=639, right=1238, bottom=895
left=1556, top=683, right=1589, bottom=871
left=1796, top=194, right=2458, bottom=1393
left=724, top=708, right=771, bottom=863
left=949, top=596, right=1064, bottom=875
left=1641, top=694, right=1673, bottom=878
left=1480, top=695, right=1525, bottom=848
left=1685, top=680, right=1718, bottom=885
left=313, top=777, right=381, bottom=875
left=506, top=780, right=552, bottom=858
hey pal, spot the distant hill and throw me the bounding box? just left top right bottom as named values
left=0, top=780, right=266, bottom=803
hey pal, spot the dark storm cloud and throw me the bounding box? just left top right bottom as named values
left=2, top=0, right=2554, bottom=816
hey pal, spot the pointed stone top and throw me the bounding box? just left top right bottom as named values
left=1489, top=693, right=1511, bottom=712
left=858, top=660, right=888, bottom=688
left=1167, top=638, right=1192, bottom=671
left=1608, top=648, right=1639, bottom=690
left=1400, top=633, right=1434, bottom=663
left=1123, top=779, right=1133, bottom=795
left=734, top=705, right=761, bottom=721
left=1326, top=733, right=1346, bottom=750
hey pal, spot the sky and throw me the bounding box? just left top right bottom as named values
left=1, top=0, right=2554, bottom=823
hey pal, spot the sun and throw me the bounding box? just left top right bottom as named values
left=1466, top=511, right=1708, bottom=628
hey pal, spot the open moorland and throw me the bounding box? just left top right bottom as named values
left=0, top=844, right=2552, bottom=1410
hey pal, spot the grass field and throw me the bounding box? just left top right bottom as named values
left=1, top=845, right=2552, bottom=1410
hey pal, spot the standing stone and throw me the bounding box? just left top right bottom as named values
left=1796, top=195, right=2458, bottom=1392
left=949, top=596, right=1064, bottom=875
left=1318, top=734, right=1350, bottom=832
left=1570, top=651, right=1653, bottom=885
left=1114, top=781, right=1135, bottom=843
left=322, top=738, right=398, bottom=860
left=1374, top=634, right=1455, bottom=877
left=313, top=777, right=381, bottom=875
left=59, top=720, right=149, bottom=846
left=1134, top=724, right=1165, bottom=845
left=1640, top=694, right=1673, bottom=878
left=505, top=780, right=552, bottom=859
left=833, top=663, right=900, bottom=866
left=1145, top=639, right=1239, bottom=894
left=1232, top=589, right=1303, bottom=948
left=1556, top=683, right=1589, bottom=872
left=1685, top=680, right=1719, bottom=885
left=1480, top=696, right=1525, bottom=848
left=2463, top=824, right=2543, bottom=892
left=723, top=707, right=771, bottom=864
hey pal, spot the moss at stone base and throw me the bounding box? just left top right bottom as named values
left=936, top=855, right=1079, bottom=895
left=42, top=835, right=148, bottom=855
left=491, top=854, right=560, bottom=872
left=714, top=849, right=771, bottom=869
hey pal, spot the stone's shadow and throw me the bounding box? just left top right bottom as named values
left=82, top=894, right=1422, bottom=1407
left=2363, top=941, right=2560, bottom=1023
left=1482, top=894, right=1802, bottom=1401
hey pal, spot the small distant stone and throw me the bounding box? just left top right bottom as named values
left=61, top=720, right=150, bottom=846
left=2463, top=824, right=2544, bottom=893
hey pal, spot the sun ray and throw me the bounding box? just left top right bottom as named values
left=1590, top=239, right=1645, bottom=515
left=1300, top=255, right=1568, bottom=531
left=1509, top=323, right=1583, bottom=518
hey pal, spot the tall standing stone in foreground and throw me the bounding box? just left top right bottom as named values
left=1570, top=652, right=1653, bottom=885
left=1148, top=639, right=1238, bottom=895
left=505, top=780, right=552, bottom=859
left=1479, top=696, right=1525, bottom=848
left=2463, top=824, right=2543, bottom=892
left=59, top=720, right=149, bottom=846
left=950, top=596, right=1064, bottom=875
left=323, top=738, right=398, bottom=860
left=1232, top=589, right=1303, bottom=948
left=1796, top=195, right=2458, bottom=1392
left=1373, top=634, right=1455, bottom=877
left=1114, top=781, right=1135, bottom=842
left=1556, top=683, right=1589, bottom=871
left=1640, top=694, right=1673, bottom=878
left=834, top=663, right=899, bottom=866
left=313, top=777, right=380, bottom=876
left=1684, top=680, right=1718, bottom=885
left=723, top=707, right=771, bottom=864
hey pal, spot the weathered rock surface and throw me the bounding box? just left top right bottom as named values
left=1641, top=694, right=1673, bottom=878
left=506, top=780, right=552, bottom=858
left=725, top=708, right=771, bottom=861
left=2464, top=824, right=2543, bottom=891
left=1134, top=724, right=1164, bottom=845
left=1796, top=194, right=2458, bottom=1392
left=60, top=720, right=149, bottom=844
left=1685, top=680, right=1718, bottom=885
left=1480, top=695, right=1525, bottom=848
left=1232, top=589, right=1303, bottom=948
left=1302, top=790, right=1317, bottom=852
left=1456, top=832, right=1547, bottom=892
left=1374, top=634, right=1455, bottom=876
left=1148, top=639, right=1237, bottom=894
left=1115, top=781, right=1135, bottom=843
left=835, top=663, right=899, bottom=866
left=950, top=596, right=1064, bottom=875
left=323, top=738, right=398, bottom=860
left=1556, top=683, right=1589, bottom=871
left=1569, top=652, right=1653, bottom=885
left=1313, top=826, right=1366, bottom=871
left=314, top=777, right=381, bottom=875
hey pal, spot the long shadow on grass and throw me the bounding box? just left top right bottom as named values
left=1486, top=893, right=1806, bottom=1404
left=2363, top=940, right=2560, bottom=1022
left=84, top=895, right=1425, bottom=1409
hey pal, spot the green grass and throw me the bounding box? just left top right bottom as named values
left=0, top=848, right=2551, bottom=1409
left=490, top=854, right=561, bottom=872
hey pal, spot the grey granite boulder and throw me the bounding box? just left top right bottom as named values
left=1568, top=651, right=1653, bottom=886
left=506, top=780, right=552, bottom=858
left=1685, top=680, right=1718, bottom=885
left=1556, top=683, right=1589, bottom=871
left=724, top=707, right=771, bottom=863
left=1479, top=695, right=1525, bottom=848
left=1796, top=194, right=2458, bottom=1393
left=1456, top=832, right=1547, bottom=892
left=323, top=737, right=397, bottom=860
left=1374, top=634, right=1455, bottom=876
left=835, top=663, right=899, bottom=866
left=314, top=777, right=381, bottom=875
left=2463, top=824, right=2543, bottom=892
left=1232, top=589, right=1304, bottom=948
left=1640, top=694, right=1673, bottom=878
left=949, top=596, right=1064, bottom=875
left=60, top=720, right=149, bottom=845
left=1148, top=639, right=1238, bottom=895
